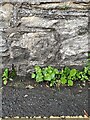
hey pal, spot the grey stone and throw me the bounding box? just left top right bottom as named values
left=0, top=0, right=90, bottom=4
left=25, top=85, right=34, bottom=89
left=0, top=4, right=13, bottom=22
left=35, top=1, right=89, bottom=10
left=0, top=52, right=9, bottom=57
left=0, top=1, right=89, bottom=75
left=21, top=16, right=58, bottom=28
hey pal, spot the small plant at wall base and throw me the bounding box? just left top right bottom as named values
left=31, top=65, right=90, bottom=87
left=2, top=64, right=17, bottom=85
left=32, top=66, right=59, bottom=87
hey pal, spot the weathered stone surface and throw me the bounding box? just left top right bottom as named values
left=0, top=3, right=13, bottom=73
left=34, top=1, right=90, bottom=10
left=0, top=4, right=13, bottom=22
left=0, top=1, right=89, bottom=76
left=21, top=16, right=58, bottom=28
left=0, top=0, right=90, bottom=4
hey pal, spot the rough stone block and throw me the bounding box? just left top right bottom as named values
left=21, top=16, right=58, bottom=28
left=0, top=3, right=13, bottom=22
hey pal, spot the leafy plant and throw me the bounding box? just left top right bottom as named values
left=10, top=64, right=17, bottom=79
left=32, top=66, right=43, bottom=82
left=2, top=64, right=17, bottom=85
left=58, top=67, right=77, bottom=86
left=31, top=66, right=59, bottom=87
left=2, top=68, right=9, bottom=85
left=31, top=65, right=90, bottom=88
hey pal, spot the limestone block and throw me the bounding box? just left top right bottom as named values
left=0, top=3, right=13, bottom=25
left=21, top=16, right=58, bottom=28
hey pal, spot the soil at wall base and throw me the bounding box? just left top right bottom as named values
left=2, top=76, right=89, bottom=117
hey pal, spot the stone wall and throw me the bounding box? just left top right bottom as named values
left=0, top=0, right=90, bottom=76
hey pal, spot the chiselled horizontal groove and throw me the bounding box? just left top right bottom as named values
left=33, top=6, right=89, bottom=10
left=73, top=1, right=90, bottom=4
left=39, top=1, right=90, bottom=5
left=0, top=0, right=90, bottom=5
left=0, top=0, right=62, bottom=5
left=39, top=1, right=71, bottom=5
left=5, top=27, right=55, bottom=33
left=20, top=26, right=56, bottom=30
